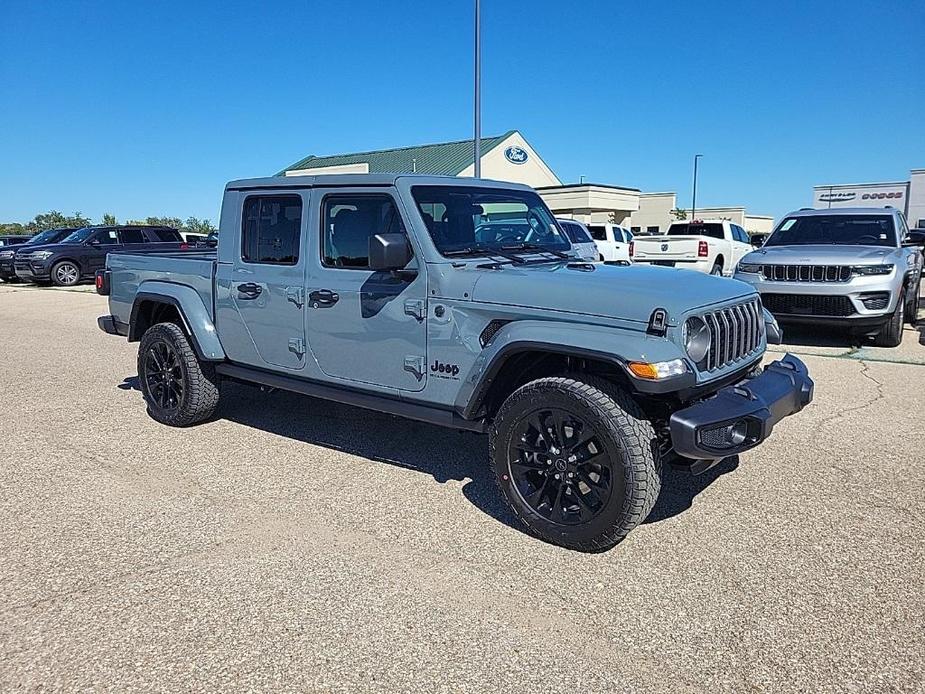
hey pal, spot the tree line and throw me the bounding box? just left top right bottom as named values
left=0, top=211, right=216, bottom=236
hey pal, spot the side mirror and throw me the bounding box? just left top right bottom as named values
left=369, top=233, right=413, bottom=272
left=902, top=231, right=925, bottom=247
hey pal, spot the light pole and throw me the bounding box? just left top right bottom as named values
left=691, top=154, right=703, bottom=221
left=473, top=0, right=481, bottom=178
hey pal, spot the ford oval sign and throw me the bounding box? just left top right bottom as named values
left=504, top=146, right=528, bottom=165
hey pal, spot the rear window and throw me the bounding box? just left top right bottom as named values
left=148, top=228, right=183, bottom=242
left=561, top=222, right=591, bottom=244
left=587, top=225, right=607, bottom=241
left=667, top=223, right=724, bottom=239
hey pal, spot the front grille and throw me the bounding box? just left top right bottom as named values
left=762, top=293, right=856, bottom=317
left=761, top=264, right=851, bottom=283
left=698, top=297, right=765, bottom=372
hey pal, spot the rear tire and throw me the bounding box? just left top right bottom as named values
left=710, top=262, right=723, bottom=276
left=138, top=322, right=220, bottom=426
left=873, top=291, right=904, bottom=347
left=489, top=375, right=661, bottom=552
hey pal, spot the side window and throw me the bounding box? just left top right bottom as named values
left=630, top=226, right=641, bottom=235
left=241, top=195, right=302, bottom=265
left=119, top=228, right=146, bottom=244
left=897, top=215, right=909, bottom=241
left=94, top=230, right=120, bottom=245
left=587, top=225, right=607, bottom=241
left=322, top=194, right=407, bottom=269
left=149, top=228, right=183, bottom=242
left=646, top=226, right=659, bottom=235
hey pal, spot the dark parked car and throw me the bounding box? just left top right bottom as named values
left=14, top=225, right=187, bottom=287
left=0, top=228, right=76, bottom=282
left=0, top=235, right=33, bottom=246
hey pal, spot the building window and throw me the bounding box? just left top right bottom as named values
left=241, top=195, right=302, bottom=265
left=646, top=226, right=659, bottom=235
left=322, top=194, right=407, bottom=269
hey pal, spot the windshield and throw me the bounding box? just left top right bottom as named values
left=412, top=186, right=570, bottom=257
left=28, top=229, right=68, bottom=245
left=765, top=215, right=896, bottom=247
left=60, top=227, right=94, bottom=244
left=667, top=222, right=724, bottom=239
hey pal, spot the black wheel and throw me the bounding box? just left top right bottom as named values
left=489, top=376, right=661, bottom=552
left=138, top=322, right=220, bottom=426
left=710, top=262, right=723, bottom=276
left=50, top=260, right=80, bottom=287
left=873, top=290, right=904, bottom=348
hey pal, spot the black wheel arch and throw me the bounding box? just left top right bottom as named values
left=461, top=341, right=696, bottom=422
left=129, top=293, right=209, bottom=360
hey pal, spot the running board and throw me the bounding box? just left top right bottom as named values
left=214, top=363, right=486, bottom=433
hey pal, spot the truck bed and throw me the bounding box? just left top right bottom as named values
left=107, top=250, right=218, bottom=329
left=632, top=235, right=702, bottom=262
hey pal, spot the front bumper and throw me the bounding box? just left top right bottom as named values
left=669, top=354, right=813, bottom=461
left=0, top=259, right=16, bottom=280
left=14, top=261, right=50, bottom=281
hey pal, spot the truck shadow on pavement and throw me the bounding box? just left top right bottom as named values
left=118, top=376, right=737, bottom=538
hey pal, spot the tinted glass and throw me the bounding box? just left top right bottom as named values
left=322, top=194, right=406, bottom=269
left=150, top=228, right=183, bottom=242
left=94, top=230, right=120, bottom=245
left=241, top=195, right=302, bottom=264
left=668, top=222, right=724, bottom=239
left=765, top=215, right=896, bottom=247
left=120, top=228, right=146, bottom=244
left=561, top=222, right=591, bottom=244
left=647, top=226, right=659, bottom=235
left=630, top=226, right=641, bottom=234
left=412, top=185, right=568, bottom=256
left=28, top=229, right=70, bottom=245
left=61, top=228, right=94, bottom=244
left=587, top=225, right=607, bottom=241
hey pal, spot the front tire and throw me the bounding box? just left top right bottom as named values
left=489, top=376, right=661, bottom=552
left=138, top=322, right=220, bottom=426
left=873, top=290, right=904, bottom=347
left=51, top=260, right=80, bottom=287
left=906, top=279, right=920, bottom=326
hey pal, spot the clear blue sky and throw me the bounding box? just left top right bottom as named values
left=2, top=0, right=923, bottom=224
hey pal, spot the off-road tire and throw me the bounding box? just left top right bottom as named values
left=138, top=322, right=220, bottom=426
left=50, top=260, right=81, bottom=287
left=710, top=262, right=723, bottom=276
left=873, top=290, right=904, bottom=348
left=489, top=375, right=661, bottom=552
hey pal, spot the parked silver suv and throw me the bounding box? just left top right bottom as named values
left=734, top=207, right=922, bottom=347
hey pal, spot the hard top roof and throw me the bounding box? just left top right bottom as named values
left=225, top=174, right=536, bottom=192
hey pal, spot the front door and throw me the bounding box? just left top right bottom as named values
left=216, top=192, right=307, bottom=371
left=86, top=228, right=121, bottom=275
left=306, top=189, right=427, bottom=392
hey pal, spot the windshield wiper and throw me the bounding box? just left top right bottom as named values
left=499, top=242, right=572, bottom=260
left=444, top=245, right=526, bottom=264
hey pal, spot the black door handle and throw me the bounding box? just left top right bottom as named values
left=309, top=289, right=339, bottom=308
left=237, top=282, right=263, bottom=299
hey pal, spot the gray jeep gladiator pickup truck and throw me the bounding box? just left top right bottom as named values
left=98, top=174, right=813, bottom=551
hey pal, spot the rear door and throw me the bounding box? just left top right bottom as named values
left=215, top=192, right=308, bottom=371
left=306, top=187, right=427, bottom=392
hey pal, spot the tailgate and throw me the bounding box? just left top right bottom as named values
left=633, top=235, right=702, bottom=261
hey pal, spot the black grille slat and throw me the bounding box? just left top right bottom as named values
left=695, top=298, right=764, bottom=373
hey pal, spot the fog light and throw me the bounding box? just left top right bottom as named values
left=628, top=358, right=687, bottom=380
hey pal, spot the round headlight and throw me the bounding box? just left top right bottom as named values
left=684, top=316, right=711, bottom=363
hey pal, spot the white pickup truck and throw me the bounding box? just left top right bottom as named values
left=630, top=220, right=754, bottom=276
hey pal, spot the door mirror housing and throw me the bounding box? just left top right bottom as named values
left=369, top=233, right=413, bottom=272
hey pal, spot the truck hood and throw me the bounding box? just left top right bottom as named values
left=470, top=262, right=755, bottom=323
left=13, top=242, right=80, bottom=255
left=742, top=244, right=896, bottom=265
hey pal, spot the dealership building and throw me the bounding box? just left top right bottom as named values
left=813, top=169, right=925, bottom=229
left=280, top=130, right=773, bottom=235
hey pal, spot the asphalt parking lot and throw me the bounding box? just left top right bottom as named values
left=1, top=284, right=923, bottom=693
